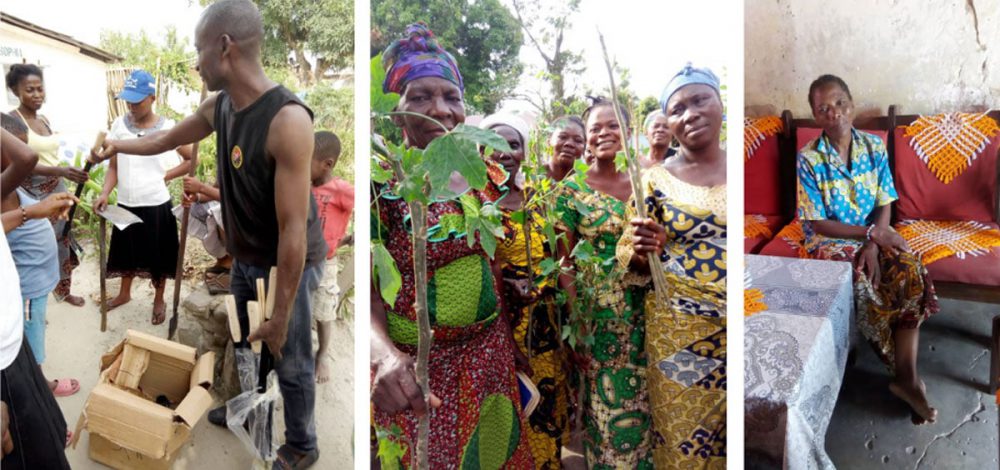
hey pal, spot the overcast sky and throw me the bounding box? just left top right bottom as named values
left=501, top=0, right=736, bottom=113
left=5, top=0, right=203, bottom=50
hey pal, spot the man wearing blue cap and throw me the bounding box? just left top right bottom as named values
left=94, top=70, right=192, bottom=324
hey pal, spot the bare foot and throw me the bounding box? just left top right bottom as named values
left=151, top=301, right=166, bottom=325
left=890, top=380, right=937, bottom=423
left=316, top=356, right=331, bottom=384
left=104, top=293, right=131, bottom=311
left=64, top=294, right=85, bottom=307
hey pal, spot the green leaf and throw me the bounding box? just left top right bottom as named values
left=371, top=163, right=393, bottom=184
left=371, top=55, right=400, bottom=114
left=539, top=258, right=558, bottom=276
left=372, top=242, right=402, bottom=308
left=572, top=198, right=592, bottom=217
left=450, top=124, right=512, bottom=153
left=423, top=133, right=484, bottom=198
left=509, top=210, right=526, bottom=225
left=614, top=151, right=629, bottom=172
left=571, top=240, right=595, bottom=262
left=395, top=173, right=428, bottom=204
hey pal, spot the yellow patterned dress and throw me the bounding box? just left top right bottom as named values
left=497, top=208, right=569, bottom=470
left=618, top=166, right=727, bottom=469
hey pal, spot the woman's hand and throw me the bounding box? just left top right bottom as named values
left=94, top=194, right=109, bottom=213
left=854, top=242, right=881, bottom=285
left=371, top=348, right=441, bottom=417
left=871, top=225, right=909, bottom=253
left=182, top=175, right=203, bottom=196
left=89, top=140, right=117, bottom=164
left=26, top=192, right=78, bottom=221
left=504, top=277, right=539, bottom=305
left=630, top=217, right=668, bottom=261
left=61, top=166, right=88, bottom=184
left=513, top=345, right=534, bottom=377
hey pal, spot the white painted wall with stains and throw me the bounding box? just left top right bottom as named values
left=746, top=0, right=999, bottom=118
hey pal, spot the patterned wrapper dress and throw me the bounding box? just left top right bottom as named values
left=497, top=208, right=569, bottom=470
left=797, top=129, right=939, bottom=370
left=555, top=181, right=653, bottom=469
left=617, top=166, right=727, bottom=469
left=373, top=163, right=533, bottom=470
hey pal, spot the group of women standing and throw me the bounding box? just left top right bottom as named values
left=371, top=23, right=727, bottom=469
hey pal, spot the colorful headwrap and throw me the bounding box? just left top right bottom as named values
left=660, top=63, right=721, bottom=111
left=382, top=22, right=464, bottom=95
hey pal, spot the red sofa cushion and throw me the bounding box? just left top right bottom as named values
left=893, top=127, right=999, bottom=223
left=745, top=132, right=782, bottom=216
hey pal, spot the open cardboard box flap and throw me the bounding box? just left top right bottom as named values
left=72, top=331, right=217, bottom=463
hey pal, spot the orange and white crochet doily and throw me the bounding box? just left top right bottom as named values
left=903, top=113, right=1000, bottom=184
left=775, top=219, right=808, bottom=258
left=745, top=214, right=773, bottom=239
left=744, top=115, right=783, bottom=162
left=896, top=219, right=1000, bottom=266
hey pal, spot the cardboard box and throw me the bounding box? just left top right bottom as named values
left=72, top=330, right=216, bottom=469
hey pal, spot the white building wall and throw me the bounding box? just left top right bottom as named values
left=1, top=22, right=110, bottom=156
left=746, top=0, right=1000, bottom=117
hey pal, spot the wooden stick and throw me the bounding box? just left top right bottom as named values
left=265, top=267, right=277, bottom=320
left=62, top=131, right=106, bottom=239
left=247, top=301, right=262, bottom=353
left=596, top=29, right=670, bottom=307
left=168, top=84, right=208, bottom=339
left=225, top=295, right=241, bottom=343
left=99, top=215, right=108, bottom=332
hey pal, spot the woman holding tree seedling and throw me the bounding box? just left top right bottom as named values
left=555, top=97, right=654, bottom=468
left=618, top=64, right=727, bottom=469
left=369, top=23, right=533, bottom=469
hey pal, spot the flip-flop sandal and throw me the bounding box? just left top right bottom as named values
left=272, top=445, right=319, bottom=470
left=152, top=306, right=167, bottom=325
left=52, top=378, right=80, bottom=397
left=206, top=272, right=231, bottom=295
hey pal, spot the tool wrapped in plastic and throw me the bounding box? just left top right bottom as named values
left=226, top=349, right=279, bottom=462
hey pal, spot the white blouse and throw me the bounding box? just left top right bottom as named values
left=109, top=115, right=182, bottom=207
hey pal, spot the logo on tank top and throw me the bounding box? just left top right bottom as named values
left=231, top=145, right=243, bottom=169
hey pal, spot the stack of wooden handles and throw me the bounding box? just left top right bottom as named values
left=224, top=267, right=278, bottom=353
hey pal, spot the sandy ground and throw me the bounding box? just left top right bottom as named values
left=40, top=239, right=354, bottom=468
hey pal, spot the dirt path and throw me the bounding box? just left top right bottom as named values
left=41, top=239, right=354, bottom=468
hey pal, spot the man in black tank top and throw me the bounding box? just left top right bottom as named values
left=90, top=1, right=326, bottom=467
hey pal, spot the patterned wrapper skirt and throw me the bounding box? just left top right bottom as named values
left=812, top=242, right=939, bottom=371
left=511, top=293, right=569, bottom=470
left=20, top=175, right=78, bottom=300
left=107, top=201, right=179, bottom=287
left=374, top=315, right=534, bottom=469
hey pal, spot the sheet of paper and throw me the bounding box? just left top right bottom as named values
left=97, top=205, right=143, bottom=231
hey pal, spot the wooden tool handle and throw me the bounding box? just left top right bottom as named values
left=247, top=301, right=262, bottom=353
left=92, top=130, right=107, bottom=157
left=224, top=295, right=241, bottom=343
left=265, top=267, right=277, bottom=320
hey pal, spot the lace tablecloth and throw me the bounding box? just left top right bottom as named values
left=744, top=255, right=854, bottom=470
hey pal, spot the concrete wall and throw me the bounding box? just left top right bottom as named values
left=746, top=0, right=1000, bottom=118
left=1, top=22, right=110, bottom=158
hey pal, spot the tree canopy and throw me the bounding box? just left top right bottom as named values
left=201, top=0, right=354, bottom=85
left=371, top=0, right=523, bottom=114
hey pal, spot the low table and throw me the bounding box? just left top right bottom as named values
left=744, top=255, right=854, bottom=469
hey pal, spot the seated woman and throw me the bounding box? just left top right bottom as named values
left=545, top=115, right=586, bottom=181
left=370, top=23, right=532, bottom=469
left=556, top=97, right=653, bottom=468
left=482, top=112, right=572, bottom=469
left=797, top=74, right=939, bottom=423
left=618, top=64, right=727, bottom=469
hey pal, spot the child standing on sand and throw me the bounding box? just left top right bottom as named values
left=310, top=131, right=353, bottom=383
